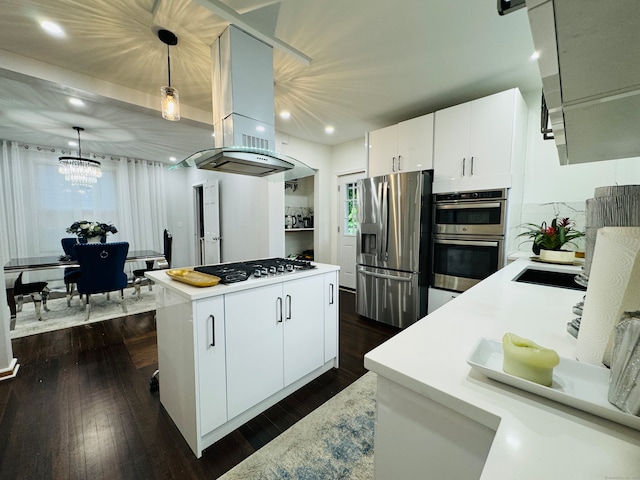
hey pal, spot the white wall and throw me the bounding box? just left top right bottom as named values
left=518, top=89, right=640, bottom=252
left=328, top=137, right=368, bottom=264
left=165, top=167, right=275, bottom=267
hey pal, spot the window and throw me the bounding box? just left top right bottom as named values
left=344, top=181, right=358, bottom=236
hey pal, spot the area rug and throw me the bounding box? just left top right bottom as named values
left=219, top=372, right=377, bottom=480
left=11, top=287, right=156, bottom=338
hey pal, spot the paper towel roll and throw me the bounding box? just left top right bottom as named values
left=576, top=227, right=640, bottom=366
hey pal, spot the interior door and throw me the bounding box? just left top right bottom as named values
left=338, top=172, right=365, bottom=289
left=203, top=178, right=221, bottom=265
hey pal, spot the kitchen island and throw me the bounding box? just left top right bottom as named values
left=365, top=259, right=640, bottom=479
left=146, top=261, right=339, bottom=458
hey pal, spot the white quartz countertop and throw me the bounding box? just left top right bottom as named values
left=145, top=262, right=339, bottom=301
left=365, top=259, right=640, bottom=479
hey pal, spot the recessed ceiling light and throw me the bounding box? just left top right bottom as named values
left=68, top=141, right=77, bottom=147
left=325, top=126, right=335, bottom=134
left=40, top=20, right=65, bottom=37
left=169, top=156, right=177, bottom=162
left=68, top=97, right=85, bottom=107
left=530, top=51, right=540, bottom=61
left=256, top=125, right=266, bottom=132
left=280, top=111, right=291, bottom=120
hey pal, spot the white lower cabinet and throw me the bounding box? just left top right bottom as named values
left=225, top=275, right=325, bottom=419
left=427, top=287, right=460, bottom=314
left=324, top=272, right=338, bottom=362
left=196, top=296, right=227, bottom=435
left=155, top=267, right=339, bottom=458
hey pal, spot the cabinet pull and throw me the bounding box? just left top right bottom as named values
left=277, top=297, right=283, bottom=323
left=285, top=295, right=292, bottom=320
left=470, top=156, right=474, bottom=176
left=398, top=155, right=402, bottom=171
left=208, top=314, right=215, bottom=347
left=329, top=283, right=335, bottom=305
left=392, top=156, right=396, bottom=172
left=462, top=157, right=466, bottom=176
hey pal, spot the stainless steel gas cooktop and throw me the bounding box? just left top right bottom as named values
left=194, top=257, right=315, bottom=284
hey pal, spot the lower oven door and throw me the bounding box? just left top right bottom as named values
left=432, top=235, right=504, bottom=292
left=356, top=265, right=419, bottom=328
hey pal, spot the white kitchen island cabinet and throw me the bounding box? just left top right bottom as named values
left=432, top=88, right=527, bottom=193
left=146, top=263, right=339, bottom=458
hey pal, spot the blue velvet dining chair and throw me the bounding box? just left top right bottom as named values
left=74, top=242, right=129, bottom=321
left=61, top=237, right=82, bottom=306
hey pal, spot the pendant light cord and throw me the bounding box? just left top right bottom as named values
left=74, top=126, right=84, bottom=158
left=167, top=44, right=171, bottom=87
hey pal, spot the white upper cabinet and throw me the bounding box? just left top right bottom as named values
left=368, top=113, right=434, bottom=177
left=433, top=88, right=527, bottom=193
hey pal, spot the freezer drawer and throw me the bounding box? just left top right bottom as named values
left=356, top=265, right=420, bottom=328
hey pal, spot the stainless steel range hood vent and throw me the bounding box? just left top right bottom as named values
left=176, top=25, right=314, bottom=180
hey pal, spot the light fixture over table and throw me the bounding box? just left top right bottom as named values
left=158, top=28, right=180, bottom=121
left=58, top=126, right=102, bottom=187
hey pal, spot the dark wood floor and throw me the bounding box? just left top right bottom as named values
left=0, top=289, right=398, bottom=479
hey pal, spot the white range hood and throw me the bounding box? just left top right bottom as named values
left=177, top=25, right=315, bottom=180
left=526, top=0, right=640, bottom=165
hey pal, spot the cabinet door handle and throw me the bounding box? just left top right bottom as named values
left=208, top=314, right=215, bottom=347
left=329, top=283, right=335, bottom=305
left=470, top=156, right=474, bottom=176
left=398, top=155, right=402, bottom=171
left=277, top=297, right=283, bottom=323
left=462, top=157, right=466, bottom=176
left=392, top=156, right=396, bottom=172
left=285, top=294, right=292, bottom=320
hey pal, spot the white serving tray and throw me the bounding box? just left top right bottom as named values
left=467, top=337, right=640, bottom=431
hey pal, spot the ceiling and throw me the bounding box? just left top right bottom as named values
left=0, top=0, right=541, bottom=164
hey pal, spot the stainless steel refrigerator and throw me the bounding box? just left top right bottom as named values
left=356, top=170, right=432, bottom=328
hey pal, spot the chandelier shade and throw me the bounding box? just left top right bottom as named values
left=58, top=127, right=102, bottom=187
left=158, top=29, right=180, bottom=121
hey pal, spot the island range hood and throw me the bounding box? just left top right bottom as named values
left=178, top=25, right=314, bottom=180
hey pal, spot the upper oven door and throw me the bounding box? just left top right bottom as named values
left=433, top=199, right=506, bottom=236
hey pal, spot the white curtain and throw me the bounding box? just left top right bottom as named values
left=0, top=140, right=168, bottom=281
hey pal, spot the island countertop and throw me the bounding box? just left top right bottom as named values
left=146, top=261, right=339, bottom=301
left=364, top=259, right=640, bottom=479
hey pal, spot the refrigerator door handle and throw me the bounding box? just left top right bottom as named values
left=380, top=181, right=389, bottom=261
left=360, top=269, right=412, bottom=282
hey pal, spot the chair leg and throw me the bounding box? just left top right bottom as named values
left=134, top=277, right=142, bottom=299
left=16, top=295, right=24, bottom=313
left=84, top=294, right=91, bottom=321
left=42, top=287, right=50, bottom=312
left=120, top=289, right=127, bottom=314
left=31, top=295, right=43, bottom=321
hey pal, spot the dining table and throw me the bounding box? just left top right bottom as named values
left=4, top=250, right=165, bottom=328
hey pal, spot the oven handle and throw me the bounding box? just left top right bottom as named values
left=359, top=269, right=412, bottom=282
left=434, top=238, right=501, bottom=247
left=436, top=202, right=502, bottom=210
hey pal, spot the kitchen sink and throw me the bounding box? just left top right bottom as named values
left=513, top=267, right=586, bottom=291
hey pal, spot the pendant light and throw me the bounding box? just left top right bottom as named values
left=158, top=29, right=180, bottom=121
left=58, top=127, right=102, bottom=187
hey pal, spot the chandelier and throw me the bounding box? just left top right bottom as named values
left=58, top=126, right=102, bottom=187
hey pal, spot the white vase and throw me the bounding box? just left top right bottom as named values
left=86, top=236, right=101, bottom=244
left=539, top=249, right=575, bottom=264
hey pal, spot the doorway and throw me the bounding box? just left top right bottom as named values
left=337, top=171, right=365, bottom=289
left=193, top=178, right=221, bottom=265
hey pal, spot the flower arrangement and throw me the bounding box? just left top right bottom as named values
left=517, top=216, right=584, bottom=254
left=66, top=221, right=118, bottom=239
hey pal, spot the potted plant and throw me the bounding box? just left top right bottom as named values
left=517, top=216, right=584, bottom=262
left=66, top=221, right=118, bottom=243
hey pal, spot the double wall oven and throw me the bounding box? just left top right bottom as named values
left=432, top=189, right=507, bottom=292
